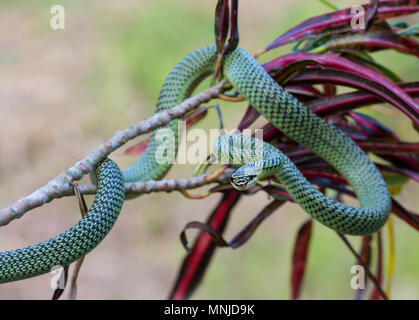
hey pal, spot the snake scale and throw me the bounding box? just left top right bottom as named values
left=0, top=45, right=390, bottom=283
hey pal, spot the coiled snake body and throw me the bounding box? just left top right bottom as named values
left=0, top=46, right=390, bottom=283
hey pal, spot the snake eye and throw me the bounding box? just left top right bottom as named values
left=248, top=175, right=256, bottom=181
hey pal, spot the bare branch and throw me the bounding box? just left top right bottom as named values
left=0, top=81, right=226, bottom=227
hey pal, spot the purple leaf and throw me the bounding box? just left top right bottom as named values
left=287, top=85, right=326, bottom=98
left=311, top=30, right=419, bottom=57
left=301, top=169, right=348, bottom=185
left=366, top=0, right=381, bottom=29
left=228, top=200, right=285, bottom=248
left=214, top=0, right=229, bottom=55
left=338, top=233, right=388, bottom=299
left=262, top=1, right=419, bottom=51
left=285, top=67, right=419, bottom=125
left=264, top=52, right=419, bottom=125
left=370, top=231, right=384, bottom=299
left=391, top=198, right=419, bottom=231
left=179, top=200, right=286, bottom=251
left=237, top=105, right=260, bottom=130
left=263, top=185, right=294, bottom=202
left=291, top=219, right=313, bottom=300
left=225, top=0, right=239, bottom=53
left=308, top=82, right=419, bottom=116
left=357, top=141, right=419, bottom=154
left=349, top=111, right=399, bottom=140
left=169, top=191, right=240, bottom=300
left=355, top=234, right=372, bottom=300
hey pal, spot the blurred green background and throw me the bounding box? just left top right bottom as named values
left=0, top=0, right=417, bottom=299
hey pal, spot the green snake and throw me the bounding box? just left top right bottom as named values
left=0, top=45, right=391, bottom=283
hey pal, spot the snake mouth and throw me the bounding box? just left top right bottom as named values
left=232, top=184, right=248, bottom=191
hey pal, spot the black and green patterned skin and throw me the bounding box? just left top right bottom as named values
left=123, top=45, right=390, bottom=234
left=0, top=159, right=124, bottom=283
left=221, top=48, right=390, bottom=234
left=0, top=44, right=391, bottom=283
left=215, top=134, right=390, bottom=235
left=0, top=48, right=218, bottom=283
left=122, top=48, right=217, bottom=182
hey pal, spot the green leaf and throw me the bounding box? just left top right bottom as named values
left=382, top=172, right=409, bottom=196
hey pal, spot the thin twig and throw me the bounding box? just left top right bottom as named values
left=0, top=170, right=233, bottom=227
left=0, top=82, right=226, bottom=227
left=337, top=233, right=388, bottom=300
left=51, top=265, right=69, bottom=300
left=51, top=184, right=88, bottom=300
left=68, top=257, right=84, bottom=300
left=67, top=184, right=88, bottom=300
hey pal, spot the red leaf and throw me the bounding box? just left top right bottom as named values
left=355, top=234, right=372, bottom=300
left=225, top=0, right=239, bottom=53
left=300, top=170, right=348, bottom=185
left=228, top=200, right=285, bottom=248
left=237, top=105, right=260, bottom=131
left=348, top=112, right=419, bottom=172
left=215, top=0, right=229, bottom=54
left=391, top=198, right=419, bottom=231
left=308, top=82, right=419, bottom=117
left=366, top=0, right=381, bottom=29
left=338, top=233, right=387, bottom=299
left=264, top=53, right=419, bottom=125
left=360, top=235, right=373, bottom=267
left=287, top=68, right=419, bottom=125
left=260, top=123, right=281, bottom=142
left=124, top=139, right=149, bottom=156
left=349, top=112, right=398, bottom=140
left=312, top=30, right=419, bottom=57
left=287, top=140, right=419, bottom=158
left=186, top=107, right=208, bottom=127
left=263, top=186, right=293, bottom=202
left=168, top=191, right=240, bottom=300
left=357, top=141, right=419, bottom=154
left=263, top=1, right=419, bottom=51
left=179, top=199, right=286, bottom=250
left=291, top=219, right=313, bottom=300
left=370, top=232, right=384, bottom=300
left=287, top=85, right=326, bottom=98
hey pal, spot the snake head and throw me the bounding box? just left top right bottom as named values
left=230, top=173, right=257, bottom=191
